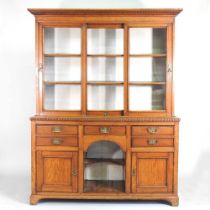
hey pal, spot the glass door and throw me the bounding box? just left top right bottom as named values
left=43, top=27, right=81, bottom=110
left=40, top=25, right=171, bottom=116
left=129, top=28, right=167, bottom=111
left=87, top=28, right=124, bottom=113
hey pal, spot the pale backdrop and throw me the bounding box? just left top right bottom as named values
left=0, top=0, right=210, bottom=209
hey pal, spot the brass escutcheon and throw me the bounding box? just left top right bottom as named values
left=100, top=127, right=110, bottom=134
left=72, top=169, right=78, bottom=176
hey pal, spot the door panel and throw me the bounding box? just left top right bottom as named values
left=36, top=151, right=78, bottom=193
left=132, top=152, right=173, bottom=193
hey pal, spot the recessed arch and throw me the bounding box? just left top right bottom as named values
left=84, top=140, right=125, bottom=193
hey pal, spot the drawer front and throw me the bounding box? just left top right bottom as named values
left=84, top=126, right=126, bottom=135
left=132, top=126, right=174, bottom=136
left=36, top=136, right=78, bottom=147
left=36, top=125, right=78, bottom=135
left=132, top=138, right=174, bottom=147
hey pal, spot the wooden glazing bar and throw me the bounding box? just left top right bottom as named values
left=81, top=24, right=87, bottom=115
left=129, top=54, right=166, bottom=57
left=87, top=54, right=124, bottom=57
left=129, top=82, right=166, bottom=85
left=44, top=53, right=81, bottom=57
left=44, top=81, right=81, bottom=85
left=124, top=24, right=129, bottom=115
left=87, top=81, right=124, bottom=85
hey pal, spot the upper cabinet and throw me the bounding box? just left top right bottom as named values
left=29, top=9, right=182, bottom=116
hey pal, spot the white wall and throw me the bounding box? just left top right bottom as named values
left=0, top=0, right=210, bottom=206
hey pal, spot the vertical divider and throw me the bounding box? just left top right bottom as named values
left=124, top=24, right=129, bottom=115
left=78, top=125, right=84, bottom=193
left=37, top=23, right=44, bottom=114
left=173, top=122, right=179, bottom=194
left=166, top=24, right=173, bottom=116
left=81, top=24, right=87, bottom=115
left=131, top=153, right=136, bottom=193
left=31, top=121, right=36, bottom=194
left=125, top=125, right=131, bottom=193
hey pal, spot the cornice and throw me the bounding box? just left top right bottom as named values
left=28, top=8, right=182, bottom=17
left=30, top=116, right=180, bottom=122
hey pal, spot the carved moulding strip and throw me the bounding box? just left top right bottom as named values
left=30, top=116, right=180, bottom=122
left=28, top=8, right=182, bottom=17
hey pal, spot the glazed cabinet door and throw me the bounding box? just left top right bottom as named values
left=36, top=151, right=78, bottom=193
left=131, top=152, right=173, bottom=193
left=43, top=27, right=82, bottom=112
left=128, top=27, right=168, bottom=113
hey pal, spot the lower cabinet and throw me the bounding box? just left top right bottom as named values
left=36, top=151, right=78, bottom=193
left=131, top=152, right=173, bottom=193
left=31, top=122, right=179, bottom=206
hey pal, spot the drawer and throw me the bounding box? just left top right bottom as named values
left=132, top=137, right=174, bottom=147
left=36, top=136, right=78, bottom=147
left=84, top=126, right=126, bottom=135
left=132, top=126, right=174, bottom=136
left=36, top=125, right=78, bottom=135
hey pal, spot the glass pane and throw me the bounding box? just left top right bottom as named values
left=88, top=85, right=123, bottom=110
left=88, top=29, right=123, bottom=54
left=88, top=57, right=123, bottom=81
left=130, top=28, right=166, bottom=54
left=129, top=85, right=166, bottom=110
left=129, top=57, right=166, bottom=82
left=44, top=28, right=81, bottom=54
left=44, top=57, right=81, bottom=81
left=44, top=84, right=81, bottom=110
left=84, top=141, right=125, bottom=192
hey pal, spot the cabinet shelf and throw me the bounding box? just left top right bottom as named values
left=129, top=54, right=166, bottom=57
left=87, top=54, right=124, bottom=57
left=44, top=81, right=81, bottom=85
left=44, top=53, right=81, bottom=57
left=88, top=81, right=124, bottom=85
left=85, top=158, right=125, bottom=166
left=129, top=82, right=166, bottom=85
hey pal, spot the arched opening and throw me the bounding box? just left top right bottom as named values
left=84, top=141, right=125, bottom=193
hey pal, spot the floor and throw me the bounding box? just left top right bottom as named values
left=0, top=170, right=210, bottom=210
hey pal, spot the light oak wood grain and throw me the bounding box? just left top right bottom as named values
left=30, top=8, right=181, bottom=206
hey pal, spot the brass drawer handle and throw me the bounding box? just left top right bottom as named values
left=100, top=127, right=110, bottom=134
left=147, top=139, right=158, bottom=145
left=72, top=169, right=78, bottom=176
left=52, top=139, right=63, bottom=145
left=52, top=127, right=62, bottom=133
left=147, top=127, right=158, bottom=134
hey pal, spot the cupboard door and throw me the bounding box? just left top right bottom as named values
left=36, top=151, right=78, bottom=193
left=131, top=152, right=173, bottom=193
